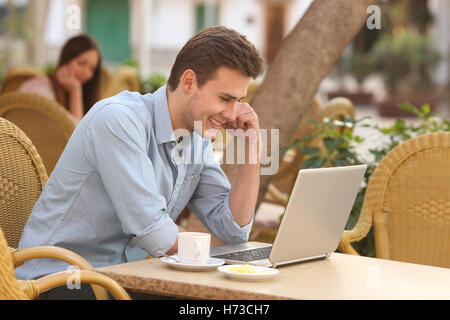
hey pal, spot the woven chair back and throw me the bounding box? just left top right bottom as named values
left=0, top=227, right=28, bottom=299
left=0, top=66, right=42, bottom=95
left=101, top=66, right=141, bottom=99
left=0, top=92, right=76, bottom=175
left=0, top=117, right=47, bottom=249
left=369, top=132, right=450, bottom=268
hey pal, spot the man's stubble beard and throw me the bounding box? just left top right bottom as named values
left=182, top=91, right=201, bottom=134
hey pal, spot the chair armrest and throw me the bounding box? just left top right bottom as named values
left=11, top=246, right=109, bottom=300
left=19, top=270, right=131, bottom=300
left=338, top=205, right=373, bottom=255
left=267, top=184, right=289, bottom=206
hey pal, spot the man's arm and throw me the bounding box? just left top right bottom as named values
left=225, top=102, right=261, bottom=227
left=86, top=104, right=180, bottom=257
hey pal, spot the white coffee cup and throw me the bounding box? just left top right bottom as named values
left=177, top=232, right=211, bottom=264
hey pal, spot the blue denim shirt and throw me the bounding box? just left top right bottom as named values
left=16, top=85, right=252, bottom=280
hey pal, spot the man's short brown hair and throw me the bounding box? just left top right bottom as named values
left=167, top=26, right=264, bottom=91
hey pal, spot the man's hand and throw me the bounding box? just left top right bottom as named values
left=223, top=102, right=261, bottom=165
left=223, top=102, right=260, bottom=132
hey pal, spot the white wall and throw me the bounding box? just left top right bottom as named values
left=149, top=0, right=194, bottom=50
left=286, top=0, right=313, bottom=35
left=428, top=0, right=449, bottom=85
left=220, top=0, right=264, bottom=52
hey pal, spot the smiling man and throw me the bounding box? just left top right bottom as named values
left=16, top=26, right=264, bottom=299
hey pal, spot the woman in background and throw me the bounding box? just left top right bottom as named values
left=20, top=34, right=102, bottom=122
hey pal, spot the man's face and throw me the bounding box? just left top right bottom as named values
left=182, top=67, right=250, bottom=139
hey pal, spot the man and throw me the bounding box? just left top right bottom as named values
left=16, top=26, right=264, bottom=296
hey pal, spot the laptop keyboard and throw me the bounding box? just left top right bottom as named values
left=212, top=246, right=272, bottom=262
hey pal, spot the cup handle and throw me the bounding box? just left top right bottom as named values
left=194, top=240, right=202, bottom=257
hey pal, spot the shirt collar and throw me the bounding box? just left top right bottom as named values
left=153, top=85, right=177, bottom=145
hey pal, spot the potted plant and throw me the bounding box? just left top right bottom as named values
left=141, top=73, right=167, bottom=94
left=277, top=101, right=449, bottom=256
left=328, top=52, right=375, bottom=105
left=370, top=29, right=442, bottom=117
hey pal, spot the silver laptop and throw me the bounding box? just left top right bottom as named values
left=211, top=164, right=367, bottom=268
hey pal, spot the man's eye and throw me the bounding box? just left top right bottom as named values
left=220, top=97, right=230, bottom=103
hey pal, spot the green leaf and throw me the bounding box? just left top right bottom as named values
left=302, top=133, right=313, bottom=143
left=301, top=157, right=327, bottom=169
left=343, top=128, right=353, bottom=140
left=336, top=149, right=356, bottom=159
left=305, top=119, right=320, bottom=127
left=323, top=137, right=345, bottom=151
left=300, top=146, right=322, bottom=156
left=279, top=145, right=291, bottom=155
left=344, top=115, right=354, bottom=123
left=398, top=101, right=420, bottom=116
left=333, top=158, right=352, bottom=167
left=290, top=138, right=303, bottom=149
left=420, top=104, right=431, bottom=115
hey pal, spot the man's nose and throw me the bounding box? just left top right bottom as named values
left=222, top=102, right=237, bottom=121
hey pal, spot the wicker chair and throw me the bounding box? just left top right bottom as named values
left=0, top=116, right=48, bottom=249
left=101, top=66, right=141, bottom=99
left=0, top=66, right=42, bottom=95
left=339, top=132, right=450, bottom=268
left=0, top=118, right=118, bottom=299
left=0, top=227, right=130, bottom=300
left=266, top=96, right=355, bottom=206
left=0, top=92, right=76, bottom=175
left=99, top=66, right=111, bottom=100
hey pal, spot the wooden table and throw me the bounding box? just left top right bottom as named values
left=96, top=253, right=450, bottom=300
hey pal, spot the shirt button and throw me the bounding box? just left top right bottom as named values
left=175, top=184, right=180, bottom=191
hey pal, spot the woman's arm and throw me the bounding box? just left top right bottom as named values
left=56, top=65, right=84, bottom=122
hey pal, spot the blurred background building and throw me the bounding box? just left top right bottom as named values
left=1, top=0, right=314, bottom=78
left=0, top=0, right=449, bottom=114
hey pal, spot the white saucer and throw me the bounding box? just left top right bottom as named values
left=161, top=255, right=225, bottom=271
left=218, top=264, right=279, bottom=281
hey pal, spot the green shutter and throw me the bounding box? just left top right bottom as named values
left=195, top=3, right=219, bottom=32
left=86, top=0, right=131, bottom=63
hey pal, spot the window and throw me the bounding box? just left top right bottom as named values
left=195, top=2, right=219, bottom=32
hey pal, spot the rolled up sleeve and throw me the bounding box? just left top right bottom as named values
left=84, top=103, right=178, bottom=257
left=187, top=141, right=253, bottom=244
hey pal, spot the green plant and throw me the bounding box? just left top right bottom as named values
left=279, top=102, right=450, bottom=257
left=121, top=59, right=140, bottom=69
left=336, top=53, right=375, bottom=85
left=369, top=29, right=441, bottom=95
left=141, top=73, right=167, bottom=94
left=42, top=63, right=56, bottom=74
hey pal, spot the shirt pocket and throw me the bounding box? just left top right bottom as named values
left=185, top=166, right=202, bottom=185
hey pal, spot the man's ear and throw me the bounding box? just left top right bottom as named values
left=180, top=69, right=197, bottom=94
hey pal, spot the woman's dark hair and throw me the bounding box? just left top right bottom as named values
left=50, top=34, right=102, bottom=114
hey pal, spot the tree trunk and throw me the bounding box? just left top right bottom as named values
left=221, top=0, right=379, bottom=210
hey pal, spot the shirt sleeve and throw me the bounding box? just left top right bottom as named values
left=83, top=103, right=178, bottom=257
left=187, top=140, right=253, bottom=244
